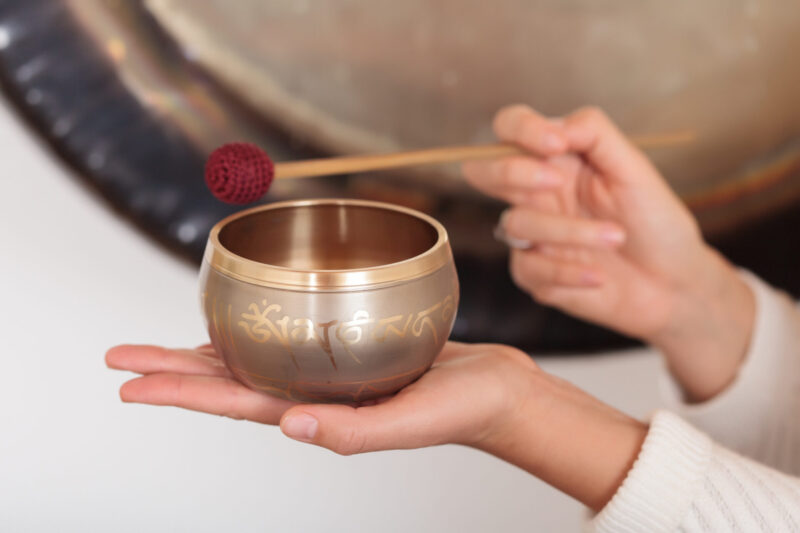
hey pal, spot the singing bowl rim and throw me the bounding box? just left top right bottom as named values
left=203, top=198, right=453, bottom=291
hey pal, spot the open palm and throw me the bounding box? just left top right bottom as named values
left=106, top=341, right=536, bottom=454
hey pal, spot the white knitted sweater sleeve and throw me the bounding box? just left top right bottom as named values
left=588, top=411, right=800, bottom=532
left=661, top=271, right=800, bottom=474
left=588, top=273, right=800, bottom=532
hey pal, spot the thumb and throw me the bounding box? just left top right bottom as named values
left=560, top=107, right=692, bottom=236
left=279, top=399, right=445, bottom=455
left=561, top=107, right=663, bottom=188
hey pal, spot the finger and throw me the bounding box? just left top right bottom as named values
left=434, top=341, right=473, bottom=364
left=106, top=345, right=229, bottom=378
left=522, top=192, right=562, bottom=215
left=356, top=399, right=379, bottom=407
left=493, top=105, right=567, bottom=155
left=562, top=107, right=659, bottom=187
left=119, top=373, right=296, bottom=425
left=462, top=156, right=563, bottom=195
left=279, top=392, right=451, bottom=454
left=510, top=249, right=605, bottom=290
left=526, top=284, right=606, bottom=316
left=194, top=343, right=221, bottom=359
left=493, top=189, right=565, bottom=211
left=498, top=208, right=626, bottom=249
left=537, top=244, right=595, bottom=265
left=354, top=393, right=397, bottom=408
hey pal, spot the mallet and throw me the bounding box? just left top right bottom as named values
left=205, top=131, right=695, bottom=204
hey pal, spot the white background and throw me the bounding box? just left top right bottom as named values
left=0, top=98, right=664, bottom=532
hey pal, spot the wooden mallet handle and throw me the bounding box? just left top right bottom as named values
left=274, top=130, right=696, bottom=180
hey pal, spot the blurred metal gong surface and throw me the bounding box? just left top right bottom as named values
left=145, top=0, right=800, bottom=232
left=2, top=0, right=800, bottom=353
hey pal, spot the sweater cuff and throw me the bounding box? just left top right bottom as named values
left=659, top=270, right=800, bottom=451
left=588, top=411, right=713, bottom=533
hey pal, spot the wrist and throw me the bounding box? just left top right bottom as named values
left=475, top=366, right=647, bottom=511
left=648, top=245, right=756, bottom=401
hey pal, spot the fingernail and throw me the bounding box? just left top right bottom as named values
left=543, top=132, right=566, bottom=152
left=601, top=226, right=626, bottom=245
left=496, top=208, right=512, bottom=232
left=282, top=413, right=318, bottom=442
left=494, top=210, right=533, bottom=250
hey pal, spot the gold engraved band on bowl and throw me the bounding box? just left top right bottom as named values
left=205, top=199, right=453, bottom=291
left=233, top=294, right=458, bottom=365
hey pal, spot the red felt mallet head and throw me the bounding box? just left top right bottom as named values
left=204, top=142, right=275, bottom=204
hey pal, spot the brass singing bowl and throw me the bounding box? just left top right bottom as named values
left=199, top=199, right=459, bottom=403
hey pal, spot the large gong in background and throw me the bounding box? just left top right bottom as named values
left=2, top=0, right=800, bottom=352
left=146, top=0, right=800, bottom=232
